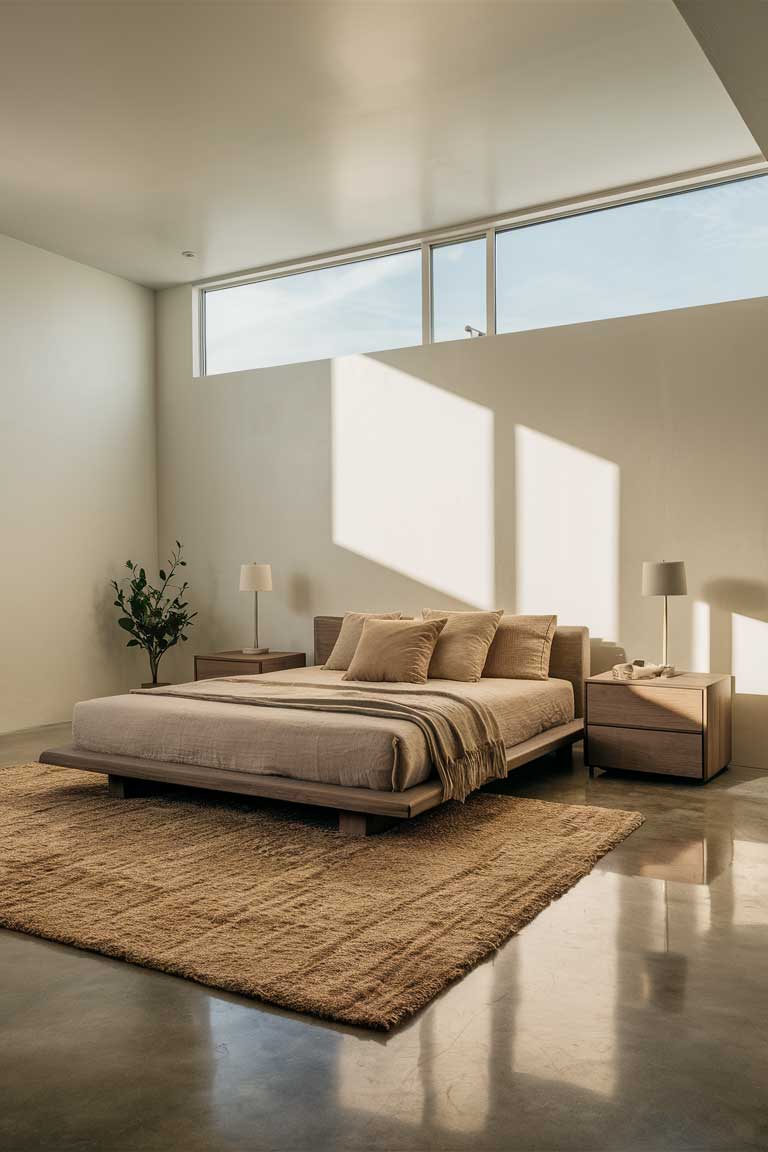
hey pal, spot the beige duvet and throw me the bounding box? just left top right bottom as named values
left=72, top=666, right=574, bottom=792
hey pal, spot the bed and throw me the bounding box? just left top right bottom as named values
left=40, top=615, right=589, bottom=835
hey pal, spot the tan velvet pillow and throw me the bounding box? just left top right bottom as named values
left=422, top=609, right=504, bottom=681
left=343, top=617, right=446, bottom=684
left=324, top=612, right=402, bottom=670
left=482, top=614, right=557, bottom=680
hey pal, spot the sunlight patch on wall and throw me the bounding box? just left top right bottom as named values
left=690, top=600, right=710, bottom=673
left=332, top=356, right=494, bottom=606
left=515, top=425, right=619, bottom=639
left=732, top=613, right=768, bottom=695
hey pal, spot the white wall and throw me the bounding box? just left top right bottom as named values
left=157, top=288, right=768, bottom=768
left=0, top=234, right=157, bottom=732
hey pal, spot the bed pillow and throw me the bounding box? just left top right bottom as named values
left=324, top=611, right=402, bottom=670
left=343, top=617, right=446, bottom=684
left=422, top=609, right=504, bottom=681
left=482, top=614, right=557, bottom=680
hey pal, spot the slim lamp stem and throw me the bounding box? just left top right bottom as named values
left=254, top=590, right=259, bottom=651
left=662, top=595, right=668, bottom=666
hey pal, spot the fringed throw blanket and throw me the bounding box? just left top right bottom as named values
left=132, top=679, right=508, bottom=802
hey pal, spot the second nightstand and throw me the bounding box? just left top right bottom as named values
left=585, top=671, right=732, bottom=782
left=194, top=650, right=306, bottom=681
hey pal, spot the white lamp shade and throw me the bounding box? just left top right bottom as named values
left=642, top=560, right=687, bottom=597
left=239, top=563, right=272, bottom=592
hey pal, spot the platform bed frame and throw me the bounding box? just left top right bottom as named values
left=40, top=616, right=589, bottom=836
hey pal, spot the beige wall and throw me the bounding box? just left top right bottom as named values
left=157, top=287, right=768, bottom=768
left=0, top=234, right=157, bottom=732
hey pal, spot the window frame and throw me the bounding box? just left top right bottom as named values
left=200, top=242, right=423, bottom=377
left=196, top=158, right=766, bottom=377
left=429, top=233, right=488, bottom=344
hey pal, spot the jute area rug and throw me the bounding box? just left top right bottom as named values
left=0, top=764, right=643, bottom=1029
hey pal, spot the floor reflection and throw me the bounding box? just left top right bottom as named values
left=509, top=871, right=620, bottom=1098
left=330, top=757, right=768, bottom=1149
left=731, top=839, right=768, bottom=926
left=4, top=724, right=768, bottom=1150
left=637, top=834, right=732, bottom=884
left=337, top=958, right=497, bottom=1135
left=0, top=936, right=219, bottom=1150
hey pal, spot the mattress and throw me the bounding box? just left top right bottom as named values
left=72, top=666, right=574, bottom=792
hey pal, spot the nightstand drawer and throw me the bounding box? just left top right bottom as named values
left=588, top=725, right=702, bottom=778
left=194, top=652, right=306, bottom=681
left=587, top=683, right=702, bottom=732
left=195, top=658, right=259, bottom=679
left=261, top=655, right=306, bottom=674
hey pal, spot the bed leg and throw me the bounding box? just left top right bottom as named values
left=107, top=774, right=154, bottom=798
left=338, top=810, right=401, bottom=837
left=554, top=743, right=573, bottom=768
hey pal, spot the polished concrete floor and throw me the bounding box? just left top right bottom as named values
left=3, top=725, right=768, bottom=1151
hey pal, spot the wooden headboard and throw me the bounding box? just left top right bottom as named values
left=313, top=616, right=590, bottom=718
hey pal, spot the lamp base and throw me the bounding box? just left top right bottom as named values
left=243, top=647, right=269, bottom=655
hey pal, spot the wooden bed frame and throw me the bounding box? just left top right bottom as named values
left=40, top=616, right=589, bottom=836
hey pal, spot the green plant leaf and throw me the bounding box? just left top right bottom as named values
left=113, top=545, right=193, bottom=652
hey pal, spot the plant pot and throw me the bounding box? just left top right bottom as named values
left=141, top=682, right=170, bottom=689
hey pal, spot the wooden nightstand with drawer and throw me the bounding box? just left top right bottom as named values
left=585, top=671, right=732, bottom=782
left=194, top=650, right=306, bottom=680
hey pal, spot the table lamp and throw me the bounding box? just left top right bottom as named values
left=641, top=560, right=687, bottom=666
left=239, top=563, right=272, bottom=654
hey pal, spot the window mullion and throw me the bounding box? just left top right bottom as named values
left=485, top=229, right=496, bottom=337
left=421, top=241, right=431, bottom=344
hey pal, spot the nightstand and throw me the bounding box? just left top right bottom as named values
left=194, top=650, right=306, bottom=680
left=585, top=671, right=732, bottom=782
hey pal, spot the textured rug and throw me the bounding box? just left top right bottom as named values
left=0, top=763, right=643, bottom=1029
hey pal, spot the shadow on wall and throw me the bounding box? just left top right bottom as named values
left=330, top=354, right=622, bottom=651
left=158, top=295, right=768, bottom=767
left=286, top=572, right=313, bottom=616
left=590, top=640, right=628, bottom=675
left=327, top=348, right=766, bottom=768
left=698, top=578, right=768, bottom=768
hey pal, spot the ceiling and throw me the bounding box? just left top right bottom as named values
left=0, top=0, right=760, bottom=288
left=675, top=0, right=768, bottom=160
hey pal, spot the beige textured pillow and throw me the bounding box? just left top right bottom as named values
left=422, top=609, right=503, bottom=681
left=482, top=614, right=557, bottom=680
left=343, top=617, right=446, bottom=684
left=324, top=612, right=402, bottom=670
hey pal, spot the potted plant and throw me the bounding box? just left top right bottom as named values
left=112, top=542, right=197, bottom=687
